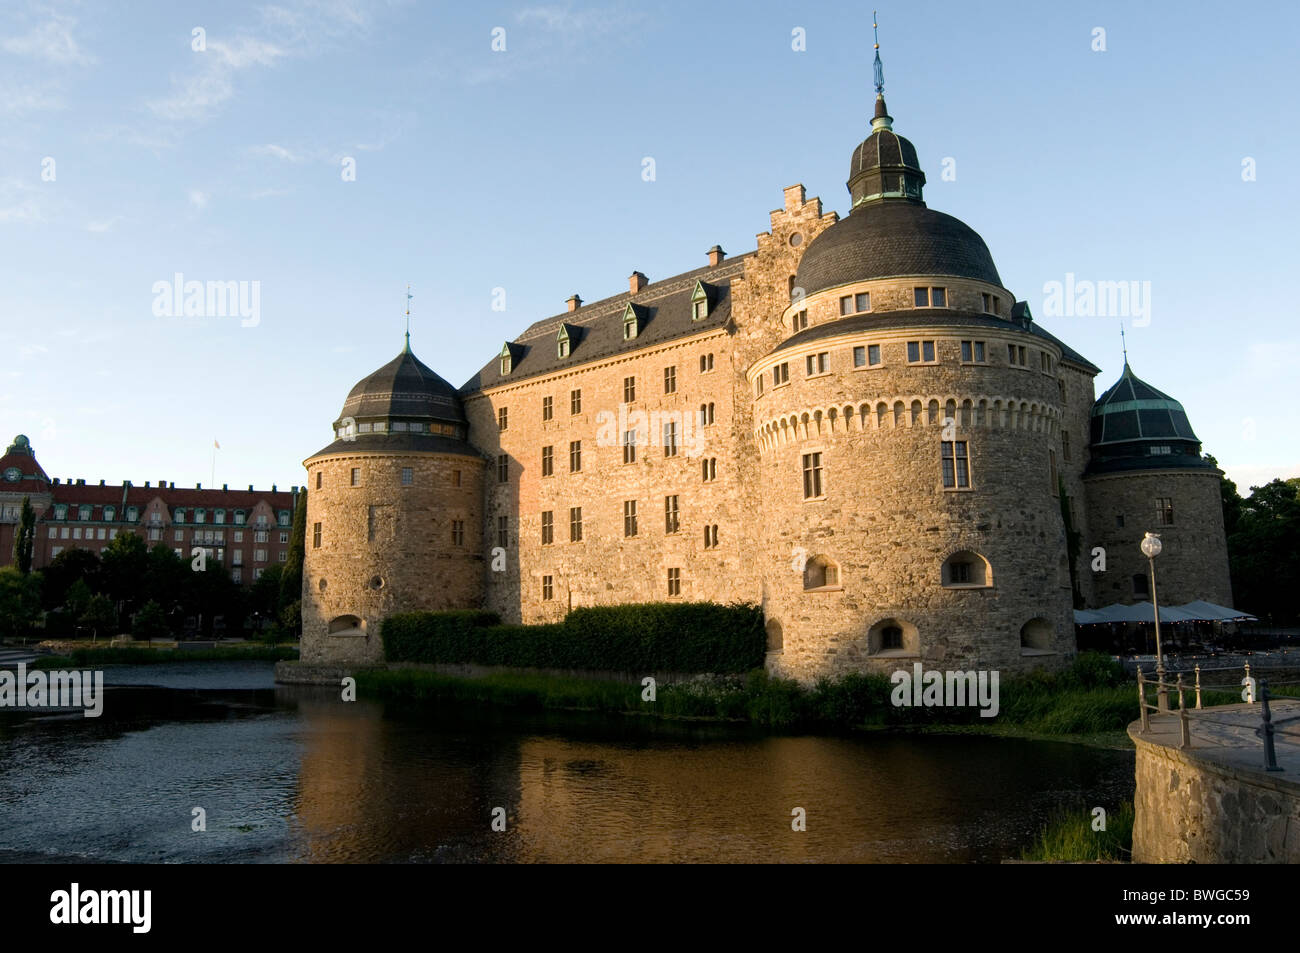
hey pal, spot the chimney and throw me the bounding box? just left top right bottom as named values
left=196, top=483, right=202, bottom=489
left=53, top=478, right=59, bottom=485
left=707, top=245, right=726, bottom=267
left=271, top=484, right=277, bottom=493
left=566, top=294, right=582, bottom=312
left=145, top=481, right=151, bottom=488
left=99, top=480, right=105, bottom=486
left=77, top=479, right=85, bottom=486
left=170, top=482, right=175, bottom=489
left=222, top=484, right=228, bottom=491
left=248, top=485, right=254, bottom=492
left=629, top=271, right=648, bottom=294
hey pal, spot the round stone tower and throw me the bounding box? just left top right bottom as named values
left=301, top=336, right=486, bottom=665
left=1083, top=362, right=1232, bottom=607
left=751, top=91, right=1075, bottom=682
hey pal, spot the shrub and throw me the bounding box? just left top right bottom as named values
left=382, top=603, right=764, bottom=674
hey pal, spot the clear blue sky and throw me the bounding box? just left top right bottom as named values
left=2, top=0, right=1296, bottom=493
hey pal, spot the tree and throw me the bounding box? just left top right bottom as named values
left=132, top=600, right=172, bottom=641
left=1227, top=478, right=1300, bottom=624
left=79, top=593, right=117, bottom=642
left=41, top=548, right=101, bottom=611
left=1207, top=455, right=1244, bottom=538
left=144, top=544, right=189, bottom=614
left=99, top=531, right=148, bottom=617
left=0, top=566, right=41, bottom=641
left=278, top=489, right=306, bottom=630
left=65, top=578, right=93, bottom=618
left=248, top=563, right=283, bottom=628
left=11, top=496, right=35, bottom=573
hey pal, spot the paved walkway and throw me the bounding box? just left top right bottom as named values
left=1136, top=699, right=1300, bottom=776
left=0, top=647, right=40, bottom=668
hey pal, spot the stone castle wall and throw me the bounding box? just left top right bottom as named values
left=300, top=450, right=486, bottom=664
left=1085, top=469, right=1233, bottom=607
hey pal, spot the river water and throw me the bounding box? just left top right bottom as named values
left=0, top=662, right=1134, bottom=863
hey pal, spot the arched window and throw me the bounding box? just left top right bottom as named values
left=941, top=551, right=992, bottom=588
left=868, top=617, right=919, bottom=656
left=1020, top=618, right=1054, bottom=654
left=910, top=400, right=922, bottom=426
left=765, top=619, right=784, bottom=652
left=328, top=615, right=364, bottom=635
left=803, top=555, right=841, bottom=591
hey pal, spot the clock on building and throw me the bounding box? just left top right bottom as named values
left=3, top=467, right=20, bottom=482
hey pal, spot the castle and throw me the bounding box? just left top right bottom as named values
left=298, top=80, right=1232, bottom=683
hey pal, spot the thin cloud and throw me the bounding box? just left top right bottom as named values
left=0, top=9, right=94, bottom=65
left=188, top=189, right=210, bottom=210
left=148, top=37, right=285, bottom=121
left=250, top=143, right=302, bottom=162
left=86, top=217, right=122, bottom=233
left=0, top=81, right=64, bottom=116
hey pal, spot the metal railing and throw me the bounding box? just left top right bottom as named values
left=1137, top=662, right=1298, bottom=772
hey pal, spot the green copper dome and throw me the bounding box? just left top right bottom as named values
left=1087, top=363, right=1213, bottom=474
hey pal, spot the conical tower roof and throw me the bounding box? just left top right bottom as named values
left=1086, top=363, right=1213, bottom=474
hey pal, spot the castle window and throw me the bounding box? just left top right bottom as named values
left=1020, top=618, right=1054, bottom=654
left=755, top=375, right=764, bottom=397
left=497, top=454, right=509, bottom=483
left=498, top=407, right=508, bottom=431
left=569, top=441, right=582, bottom=472
left=542, top=575, right=554, bottom=601
left=499, top=343, right=512, bottom=375
left=700, top=353, right=714, bottom=373
left=497, top=516, right=509, bottom=548
left=570, top=389, right=582, bottom=415
left=802, top=452, right=823, bottom=500
left=941, top=441, right=970, bottom=489
left=451, top=520, right=465, bottom=546
left=624, top=500, right=638, bottom=537
left=1049, top=449, right=1058, bottom=494
left=569, top=507, right=582, bottom=542
left=914, top=287, right=946, bottom=307
left=542, top=396, right=553, bottom=421
left=1041, top=352, right=1052, bottom=374
left=668, top=567, right=681, bottom=596
left=803, top=555, right=841, bottom=591
left=1007, top=344, right=1027, bottom=367
left=906, top=340, right=936, bottom=363
left=702, top=457, right=717, bottom=482
left=840, top=292, right=870, bottom=316
left=1133, top=573, right=1150, bottom=598
left=1115, top=514, right=1125, bottom=528
left=1062, top=431, right=1071, bottom=462
left=981, top=293, right=1001, bottom=315
left=942, top=551, right=991, bottom=588
left=853, top=346, right=866, bottom=367
left=624, top=376, right=636, bottom=402
left=542, top=445, right=554, bottom=476
left=869, top=617, right=918, bottom=656
left=691, top=281, right=710, bottom=320
left=704, top=524, right=719, bottom=549
left=664, top=366, right=677, bottom=393
left=557, top=325, right=571, bottom=358
left=1148, top=445, right=1172, bottom=456
left=1156, top=497, right=1174, bottom=525
left=793, top=310, right=809, bottom=331
left=664, top=422, right=678, bottom=457
left=773, top=362, right=789, bottom=386
left=452, top=470, right=461, bottom=487
left=401, top=467, right=413, bottom=486
left=392, top=421, right=408, bottom=432
left=665, top=495, right=680, bottom=534
left=622, top=430, right=636, bottom=464
left=541, top=511, right=553, bottom=545
left=961, top=340, right=987, bottom=363
left=699, top=402, right=715, bottom=426
left=806, top=352, right=829, bottom=376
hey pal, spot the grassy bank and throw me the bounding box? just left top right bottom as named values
left=1020, top=801, right=1135, bottom=862
left=29, top=644, right=299, bottom=668
left=355, top=653, right=1149, bottom=743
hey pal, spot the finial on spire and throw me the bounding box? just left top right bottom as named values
left=404, top=284, right=413, bottom=352
left=873, top=11, right=884, bottom=96
left=1120, top=322, right=1129, bottom=369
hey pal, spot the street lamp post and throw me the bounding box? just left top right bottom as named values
left=1141, top=532, right=1167, bottom=712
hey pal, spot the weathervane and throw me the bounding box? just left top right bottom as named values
left=873, top=10, right=884, bottom=96
left=405, top=284, right=413, bottom=351
left=1120, top=322, right=1128, bottom=367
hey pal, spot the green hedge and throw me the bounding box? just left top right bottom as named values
left=382, top=602, right=764, bottom=674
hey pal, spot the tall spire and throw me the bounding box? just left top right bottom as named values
left=871, top=10, right=892, bottom=132
left=1120, top=322, right=1129, bottom=370
left=404, top=284, right=412, bottom=353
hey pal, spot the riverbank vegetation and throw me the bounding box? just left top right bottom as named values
left=355, top=651, right=1145, bottom=743
left=1020, top=801, right=1135, bottom=862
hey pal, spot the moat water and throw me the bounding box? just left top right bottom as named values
left=0, top=662, right=1135, bottom=863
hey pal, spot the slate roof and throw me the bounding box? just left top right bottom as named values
left=306, top=432, right=483, bottom=462
left=795, top=202, right=1003, bottom=297
left=461, top=255, right=753, bottom=394
left=340, top=347, right=467, bottom=426
left=768, top=308, right=1100, bottom=372
left=850, top=128, right=921, bottom=177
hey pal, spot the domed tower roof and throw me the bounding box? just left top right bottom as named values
left=337, top=342, right=466, bottom=427
left=1086, top=362, right=1214, bottom=474
left=794, top=52, right=1003, bottom=299
left=308, top=337, right=477, bottom=461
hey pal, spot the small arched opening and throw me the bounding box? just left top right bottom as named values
left=803, top=555, right=842, bottom=591
left=328, top=614, right=365, bottom=637
left=1020, top=618, right=1055, bottom=655
left=765, top=619, right=784, bottom=653
left=941, top=551, right=992, bottom=589
left=868, top=617, right=919, bottom=657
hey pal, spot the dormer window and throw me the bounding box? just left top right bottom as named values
left=623, top=302, right=639, bottom=340
left=499, top=343, right=513, bottom=375
left=691, top=281, right=711, bottom=321
left=104, top=506, right=115, bottom=521
left=195, top=508, right=206, bottom=524
left=175, top=508, right=185, bottom=524
left=557, top=325, right=571, bottom=358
